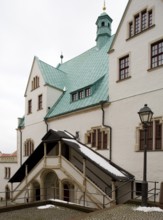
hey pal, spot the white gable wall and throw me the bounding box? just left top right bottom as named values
left=25, top=60, right=47, bottom=126
left=109, top=0, right=163, bottom=102
left=108, top=0, right=163, bottom=187
left=46, top=86, right=63, bottom=110
left=20, top=58, right=64, bottom=164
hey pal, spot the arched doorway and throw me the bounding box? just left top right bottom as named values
left=43, top=171, right=59, bottom=200
left=33, top=181, right=40, bottom=201
left=30, top=181, right=40, bottom=202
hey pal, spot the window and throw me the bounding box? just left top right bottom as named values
left=151, top=40, right=163, bottom=68
left=129, top=22, right=133, bottom=37
left=101, top=21, right=105, bottom=27
left=31, top=76, right=39, bottom=90
left=24, top=139, right=34, bottom=156
left=28, top=100, right=32, bottom=114
left=71, top=87, right=92, bottom=102
left=148, top=10, right=153, bottom=27
left=141, top=10, right=147, bottom=31
left=119, top=55, right=129, bottom=80
left=85, top=87, right=91, bottom=97
left=135, top=14, right=140, bottom=34
left=72, top=92, right=78, bottom=102
left=4, top=167, right=11, bottom=179
left=140, top=123, right=153, bottom=150
left=85, top=127, right=109, bottom=150
left=79, top=90, right=84, bottom=99
left=137, top=119, right=162, bottom=151
left=129, top=9, right=153, bottom=38
left=38, top=94, right=43, bottom=110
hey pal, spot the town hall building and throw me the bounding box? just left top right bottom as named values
left=0, top=0, right=163, bottom=208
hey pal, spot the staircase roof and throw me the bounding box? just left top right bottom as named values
left=9, top=130, right=134, bottom=183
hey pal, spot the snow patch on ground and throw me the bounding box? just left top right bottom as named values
left=37, top=204, right=55, bottom=209
left=134, top=206, right=163, bottom=212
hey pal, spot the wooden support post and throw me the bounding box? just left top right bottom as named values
left=112, top=181, right=116, bottom=204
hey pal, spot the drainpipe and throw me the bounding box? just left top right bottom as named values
left=100, top=101, right=112, bottom=161
left=44, top=119, right=49, bottom=132
left=19, top=129, right=22, bottom=166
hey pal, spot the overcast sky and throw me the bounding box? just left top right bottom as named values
left=0, top=0, right=128, bottom=153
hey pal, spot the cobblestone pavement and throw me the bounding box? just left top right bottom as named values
left=0, top=204, right=163, bottom=220
left=0, top=206, right=85, bottom=220
left=71, top=204, right=163, bottom=220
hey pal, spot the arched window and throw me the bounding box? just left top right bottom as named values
left=24, top=139, right=34, bottom=156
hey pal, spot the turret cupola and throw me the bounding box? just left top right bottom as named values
left=96, top=2, right=112, bottom=49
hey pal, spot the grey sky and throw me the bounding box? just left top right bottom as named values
left=0, top=0, right=128, bottom=153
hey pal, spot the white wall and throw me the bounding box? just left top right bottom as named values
left=48, top=107, right=110, bottom=159
left=108, top=0, right=163, bottom=186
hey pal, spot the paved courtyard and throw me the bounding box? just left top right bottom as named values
left=0, top=204, right=163, bottom=220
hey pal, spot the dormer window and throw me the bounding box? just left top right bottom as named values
left=71, top=87, right=92, bottom=102
left=72, top=93, right=78, bottom=102
left=85, top=87, right=91, bottom=97
left=31, top=76, right=39, bottom=90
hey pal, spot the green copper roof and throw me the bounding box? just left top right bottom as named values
left=18, top=117, right=25, bottom=128
left=37, top=58, right=67, bottom=91
left=45, top=36, right=113, bottom=119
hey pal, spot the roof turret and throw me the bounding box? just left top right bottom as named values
left=96, top=2, right=113, bottom=49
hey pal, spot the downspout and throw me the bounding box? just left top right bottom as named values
left=100, top=101, right=112, bottom=161
left=19, top=128, right=22, bottom=166
left=44, top=118, right=49, bottom=133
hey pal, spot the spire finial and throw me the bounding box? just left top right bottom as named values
left=103, top=0, right=106, bottom=11
left=60, top=52, right=64, bottom=64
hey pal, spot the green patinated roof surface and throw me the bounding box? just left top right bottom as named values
left=37, top=59, right=68, bottom=91
left=43, top=36, right=114, bottom=119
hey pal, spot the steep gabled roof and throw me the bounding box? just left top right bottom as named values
left=45, top=37, right=113, bottom=119
left=37, top=59, right=68, bottom=91
left=108, top=0, right=131, bottom=52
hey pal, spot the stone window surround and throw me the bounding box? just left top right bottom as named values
left=135, top=117, right=163, bottom=152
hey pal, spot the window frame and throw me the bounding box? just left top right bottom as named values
left=85, top=126, right=109, bottom=150
left=71, top=86, right=92, bottom=102
left=141, top=10, right=147, bottom=31
left=4, top=167, right=11, bottom=179
left=24, top=139, right=34, bottom=156
left=151, top=39, right=163, bottom=69
left=128, top=8, right=153, bottom=39
left=38, top=94, right=43, bottom=110
left=31, top=76, right=39, bottom=91
left=136, top=119, right=163, bottom=151
left=119, top=55, right=130, bottom=81
left=28, top=100, right=32, bottom=114
left=134, top=14, right=140, bottom=35
left=85, top=87, right=91, bottom=97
